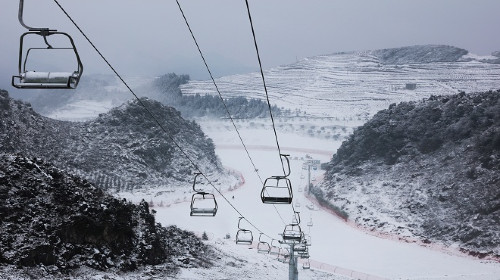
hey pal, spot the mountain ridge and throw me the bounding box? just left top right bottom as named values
left=316, top=90, right=500, bottom=258
left=0, top=89, right=235, bottom=197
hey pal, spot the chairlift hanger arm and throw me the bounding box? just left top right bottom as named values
left=237, top=216, right=245, bottom=230
left=18, top=0, right=55, bottom=32
left=192, top=172, right=203, bottom=192
left=280, top=154, right=291, bottom=177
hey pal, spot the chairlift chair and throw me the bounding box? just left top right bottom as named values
left=269, top=239, right=281, bottom=255
left=261, top=176, right=293, bottom=204
left=277, top=247, right=290, bottom=263
left=235, top=217, right=253, bottom=245
left=298, top=247, right=310, bottom=259
left=257, top=233, right=271, bottom=254
left=294, top=241, right=308, bottom=254
left=190, top=173, right=218, bottom=217
left=261, top=154, right=293, bottom=204
left=302, top=259, right=311, bottom=269
left=283, top=211, right=303, bottom=244
left=12, top=0, right=83, bottom=89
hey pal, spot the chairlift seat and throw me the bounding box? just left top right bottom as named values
left=283, top=234, right=302, bottom=243
left=261, top=196, right=292, bottom=204
left=13, top=71, right=80, bottom=89
left=190, top=207, right=217, bottom=216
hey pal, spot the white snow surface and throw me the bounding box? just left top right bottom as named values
left=24, top=49, right=500, bottom=279
left=180, top=51, right=500, bottom=120
left=150, top=123, right=500, bottom=280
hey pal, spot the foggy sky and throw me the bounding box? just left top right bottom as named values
left=1, top=0, right=499, bottom=90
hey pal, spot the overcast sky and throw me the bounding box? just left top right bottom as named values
left=1, top=0, right=499, bottom=90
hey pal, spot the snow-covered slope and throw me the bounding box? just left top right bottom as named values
left=318, top=91, right=500, bottom=258
left=3, top=45, right=500, bottom=279
left=0, top=89, right=239, bottom=205
left=181, top=45, right=500, bottom=120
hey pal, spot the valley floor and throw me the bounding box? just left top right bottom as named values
left=153, top=121, right=500, bottom=280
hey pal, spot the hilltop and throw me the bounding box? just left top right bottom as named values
left=370, top=45, right=468, bottom=65
left=315, top=90, right=500, bottom=258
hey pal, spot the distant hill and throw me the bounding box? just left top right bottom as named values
left=0, top=153, right=212, bottom=273
left=0, top=89, right=233, bottom=194
left=181, top=45, right=500, bottom=121
left=371, top=45, right=468, bottom=65
left=315, top=90, right=500, bottom=258
left=153, top=73, right=285, bottom=118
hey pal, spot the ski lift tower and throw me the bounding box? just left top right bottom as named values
left=304, top=159, right=320, bottom=195
left=289, top=244, right=299, bottom=280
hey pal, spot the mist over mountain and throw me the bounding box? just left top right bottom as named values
left=0, top=89, right=232, bottom=194
left=315, top=90, right=500, bottom=258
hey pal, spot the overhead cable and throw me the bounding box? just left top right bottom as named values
left=53, top=0, right=278, bottom=240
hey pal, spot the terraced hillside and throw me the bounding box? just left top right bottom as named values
left=181, top=45, right=500, bottom=120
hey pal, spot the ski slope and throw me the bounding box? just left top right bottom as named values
left=153, top=122, right=500, bottom=280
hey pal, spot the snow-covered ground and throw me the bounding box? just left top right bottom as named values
left=181, top=51, right=500, bottom=121
left=149, top=121, right=500, bottom=280
left=25, top=48, right=500, bottom=279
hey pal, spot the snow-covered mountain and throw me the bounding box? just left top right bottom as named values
left=181, top=45, right=500, bottom=120
left=0, top=89, right=238, bottom=204
left=2, top=44, right=500, bottom=279
left=316, top=90, right=500, bottom=258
